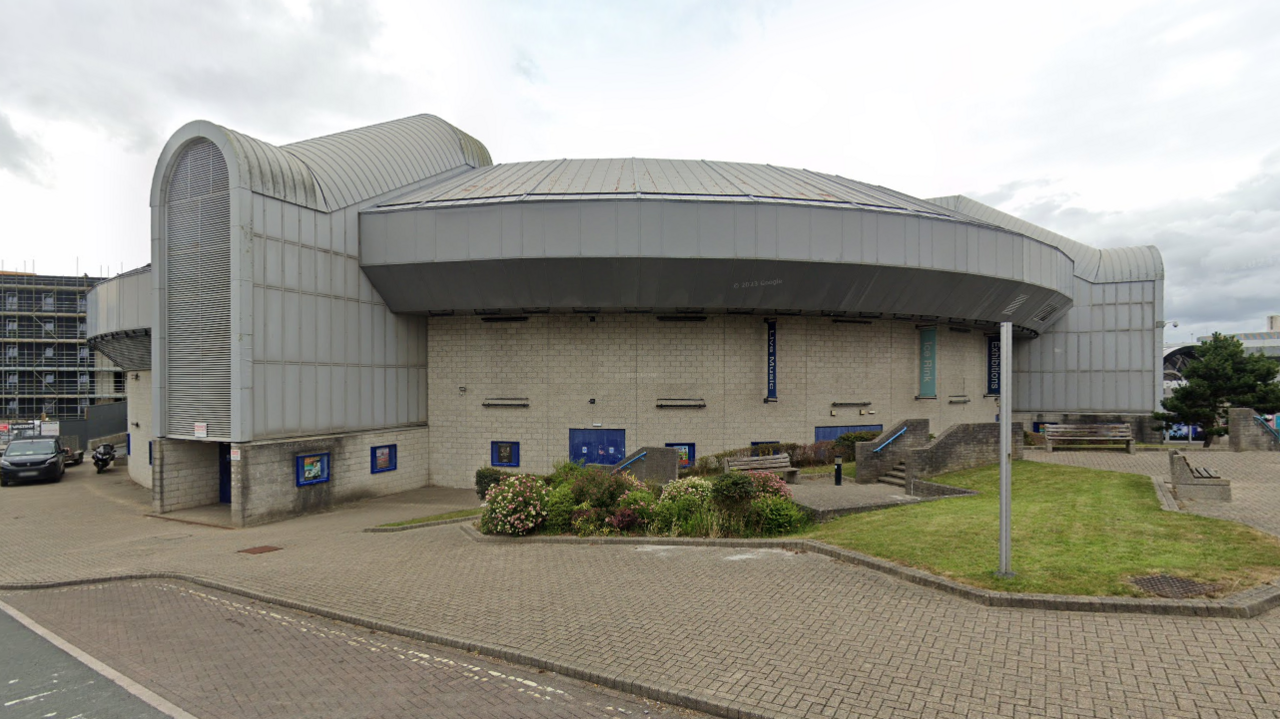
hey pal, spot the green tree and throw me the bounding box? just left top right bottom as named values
left=1154, top=333, right=1280, bottom=447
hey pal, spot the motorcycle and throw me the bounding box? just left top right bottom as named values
left=92, top=443, right=116, bottom=474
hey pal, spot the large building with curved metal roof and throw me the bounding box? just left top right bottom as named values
left=88, top=114, right=1165, bottom=525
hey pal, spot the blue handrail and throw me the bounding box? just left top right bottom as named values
left=614, top=451, right=647, bottom=473
left=1256, top=416, right=1280, bottom=443
left=873, top=427, right=907, bottom=453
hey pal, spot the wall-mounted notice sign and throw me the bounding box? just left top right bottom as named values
left=765, top=319, right=778, bottom=402
left=986, top=334, right=1001, bottom=395
left=194, top=422, right=208, bottom=438
left=918, top=327, right=937, bottom=398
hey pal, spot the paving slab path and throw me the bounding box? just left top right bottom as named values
left=4, top=459, right=1280, bottom=718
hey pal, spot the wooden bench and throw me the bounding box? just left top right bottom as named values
left=1169, top=450, right=1229, bottom=501
left=723, top=453, right=800, bottom=484
left=1043, top=424, right=1135, bottom=454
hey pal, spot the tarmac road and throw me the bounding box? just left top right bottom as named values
left=0, top=604, right=172, bottom=719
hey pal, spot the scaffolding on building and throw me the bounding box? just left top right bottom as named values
left=1, top=272, right=124, bottom=421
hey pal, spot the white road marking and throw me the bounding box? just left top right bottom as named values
left=0, top=599, right=199, bottom=719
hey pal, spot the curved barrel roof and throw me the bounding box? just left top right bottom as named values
left=156, top=115, right=492, bottom=213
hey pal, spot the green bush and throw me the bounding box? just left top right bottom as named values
left=545, top=459, right=592, bottom=488
left=651, top=494, right=716, bottom=536
left=748, top=495, right=810, bottom=536
left=572, top=504, right=608, bottom=536
left=475, top=466, right=517, bottom=500
left=478, top=475, right=550, bottom=536
left=711, top=472, right=757, bottom=508
left=543, top=484, right=576, bottom=534
left=571, top=466, right=642, bottom=511
left=618, top=488, right=657, bottom=526
left=833, top=431, right=881, bottom=460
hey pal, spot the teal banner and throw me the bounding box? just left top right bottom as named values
left=918, top=327, right=937, bottom=398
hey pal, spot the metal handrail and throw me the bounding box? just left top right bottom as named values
left=614, top=451, right=647, bottom=473
left=873, top=426, right=907, bottom=453
left=1256, top=416, right=1280, bottom=443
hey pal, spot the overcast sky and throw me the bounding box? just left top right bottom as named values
left=1, top=0, right=1276, bottom=343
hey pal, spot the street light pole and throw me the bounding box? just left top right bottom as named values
left=998, top=321, right=1014, bottom=577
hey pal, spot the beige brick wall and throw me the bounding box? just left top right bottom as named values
left=231, top=425, right=430, bottom=527
left=427, top=315, right=998, bottom=487
left=152, top=439, right=220, bottom=512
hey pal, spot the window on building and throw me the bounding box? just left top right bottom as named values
left=4, top=345, right=15, bottom=358
left=42, top=294, right=54, bottom=310
left=3, top=293, right=16, bottom=310
left=5, top=373, right=16, bottom=385
left=42, top=321, right=54, bottom=333
left=78, top=347, right=89, bottom=359
left=44, top=346, right=54, bottom=358
left=78, top=373, right=89, bottom=384
left=5, top=319, right=16, bottom=332
left=43, top=373, right=54, bottom=384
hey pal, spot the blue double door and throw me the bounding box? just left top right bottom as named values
left=570, top=429, right=626, bottom=466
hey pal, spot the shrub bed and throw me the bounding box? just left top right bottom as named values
left=476, top=461, right=812, bottom=538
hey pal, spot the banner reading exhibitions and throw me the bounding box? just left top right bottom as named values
left=766, top=319, right=778, bottom=401
left=918, top=327, right=937, bottom=398
left=987, top=334, right=1001, bottom=395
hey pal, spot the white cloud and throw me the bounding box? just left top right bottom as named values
left=0, top=0, right=1276, bottom=340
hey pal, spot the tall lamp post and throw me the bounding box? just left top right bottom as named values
left=998, top=321, right=1014, bottom=577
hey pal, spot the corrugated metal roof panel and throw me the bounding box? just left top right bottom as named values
left=374, top=159, right=982, bottom=222
left=215, top=115, right=493, bottom=212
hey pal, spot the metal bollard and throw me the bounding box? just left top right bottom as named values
left=834, top=456, right=843, bottom=486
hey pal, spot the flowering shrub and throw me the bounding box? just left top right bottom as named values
left=747, top=470, right=792, bottom=499
left=606, top=507, right=640, bottom=532
left=618, top=488, right=656, bottom=525
left=658, top=477, right=712, bottom=503
left=479, top=475, right=550, bottom=536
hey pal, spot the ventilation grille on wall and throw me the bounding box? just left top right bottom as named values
left=166, top=139, right=232, bottom=439
left=1001, top=294, right=1029, bottom=315
left=1031, top=302, right=1061, bottom=322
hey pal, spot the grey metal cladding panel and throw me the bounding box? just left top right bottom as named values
left=362, top=256, right=1070, bottom=326
left=165, top=139, right=232, bottom=439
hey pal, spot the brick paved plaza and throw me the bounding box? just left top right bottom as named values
left=3, top=454, right=1280, bottom=718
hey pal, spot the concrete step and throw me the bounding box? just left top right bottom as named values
left=878, top=474, right=905, bottom=487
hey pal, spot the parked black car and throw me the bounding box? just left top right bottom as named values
left=1, top=437, right=66, bottom=486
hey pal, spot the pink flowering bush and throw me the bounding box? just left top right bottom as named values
left=747, top=470, right=792, bottom=499
left=479, top=475, right=550, bottom=536
left=657, top=477, right=712, bottom=503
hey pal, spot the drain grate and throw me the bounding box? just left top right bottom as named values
left=1131, top=574, right=1220, bottom=598
left=238, top=545, right=282, bottom=555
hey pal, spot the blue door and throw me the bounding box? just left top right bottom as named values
left=569, top=429, right=626, bottom=466
left=218, top=443, right=231, bottom=504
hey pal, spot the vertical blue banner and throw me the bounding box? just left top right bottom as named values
left=766, top=320, right=778, bottom=401
left=918, top=327, right=937, bottom=398
left=986, top=334, right=1001, bottom=395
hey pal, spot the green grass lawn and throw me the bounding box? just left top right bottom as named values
left=377, top=507, right=482, bottom=528
left=806, top=461, right=1280, bottom=596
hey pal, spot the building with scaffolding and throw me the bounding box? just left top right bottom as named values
left=1, top=272, right=124, bottom=422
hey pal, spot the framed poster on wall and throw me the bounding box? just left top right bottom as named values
left=491, top=441, right=520, bottom=467
left=296, top=452, right=330, bottom=487
left=371, top=444, right=397, bottom=473
left=665, top=442, right=695, bottom=469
